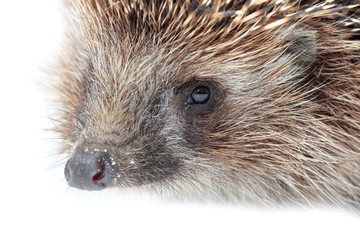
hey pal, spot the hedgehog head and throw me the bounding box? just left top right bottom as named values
left=52, top=0, right=360, bottom=207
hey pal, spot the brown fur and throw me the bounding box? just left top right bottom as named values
left=49, top=0, right=360, bottom=209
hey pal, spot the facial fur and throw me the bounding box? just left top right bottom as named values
left=49, top=0, right=360, bottom=209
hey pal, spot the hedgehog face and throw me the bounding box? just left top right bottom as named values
left=63, top=26, right=314, bottom=191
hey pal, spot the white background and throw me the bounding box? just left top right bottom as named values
left=0, top=1, right=359, bottom=239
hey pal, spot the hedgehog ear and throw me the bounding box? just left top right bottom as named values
left=283, top=27, right=318, bottom=65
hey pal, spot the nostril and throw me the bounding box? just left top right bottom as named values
left=64, top=161, right=71, bottom=182
left=92, top=158, right=105, bottom=183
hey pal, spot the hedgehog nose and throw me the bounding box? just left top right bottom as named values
left=64, top=147, right=114, bottom=191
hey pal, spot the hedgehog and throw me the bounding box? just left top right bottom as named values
left=49, top=0, right=360, bottom=209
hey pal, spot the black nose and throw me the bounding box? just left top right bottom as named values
left=64, top=147, right=115, bottom=191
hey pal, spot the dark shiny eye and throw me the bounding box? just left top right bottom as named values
left=187, top=86, right=211, bottom=105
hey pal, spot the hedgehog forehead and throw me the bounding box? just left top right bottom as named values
left=87, top=37, right=178, bottom=92
left=84, top=27, right=281, bottom=101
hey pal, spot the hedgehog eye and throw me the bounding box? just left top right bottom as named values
left=177, top=81, right=216, bottom=113
left=187, top=86, right=211, bottom=105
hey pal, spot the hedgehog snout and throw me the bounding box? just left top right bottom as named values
left=64, top=146, right=116, bottom=191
